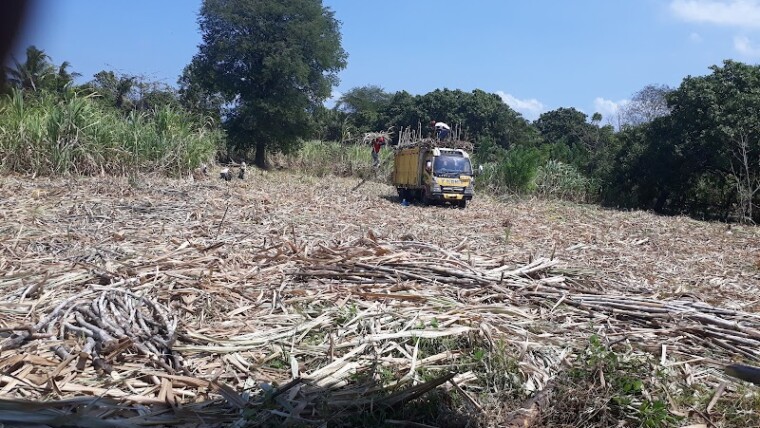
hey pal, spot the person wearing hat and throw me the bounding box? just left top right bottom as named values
left=433, top=121, right=451, bottom=141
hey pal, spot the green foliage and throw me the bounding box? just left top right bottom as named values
left=596, top=122, right=683, bottom=213
left=543, top=335, right=683, bottom=427
left=274, top=140, right=392, bottom=179
left=412, top=89, right=535, bottom=146
left=667, top=60, right=760, bottom=221
left=477, top=145, right=542, bottom=194
left=316, top=88, right=536, bottom=148
left=0, top=89, right=220, bottom=176
left=335, top=85, right=392, bottom=133
left=186, top=0, right=347, bottom=168
left=599, top=60, right=760, bottom=222
left=377, top=90, right=422, bottom=138
left=51, top=61, right=81, bottom=94
left=177, top=61, right=223, bottom=123
left=535, top=107, right=590, bottom=146
left=415, top=335, right=523, bottom=397
left=4, top=45, right=81, bottom=95
left=82, top=70, right=180, bottom=113
left=5, top=45, right=55, bottom=92
left=535, top=160, right=599, bottom=203
left=533, top=107, right=615, bottom=174
left=333, top=302, right=359, bottom=326
left=312, top=105, right=356, bottom=143
left=472, top=137, right=501, bottom=164
left=711, top=386, right=760, bottom=427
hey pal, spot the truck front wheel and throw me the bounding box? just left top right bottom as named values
left=457, top=200, right=467, bottom=209
left=422, top=190, right=433, bottom=205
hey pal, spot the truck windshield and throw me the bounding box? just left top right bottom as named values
left=434, top=155, right=472, bottom=177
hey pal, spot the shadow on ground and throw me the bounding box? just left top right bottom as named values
left=379, top=194, right=466, bottom=210
left=0, top=372, right=481, bottom=427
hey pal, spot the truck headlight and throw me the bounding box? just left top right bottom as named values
left=432, top=183, right=441, bottom=193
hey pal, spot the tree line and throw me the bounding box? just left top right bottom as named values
left=5, top=46, right=187, bottom=114
left=324, top=62, right=759, bottom=224
left=2, top=0, right=758, bottom=223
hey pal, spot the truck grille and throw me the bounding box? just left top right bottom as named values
left=441, top=186, right=464, bottom=194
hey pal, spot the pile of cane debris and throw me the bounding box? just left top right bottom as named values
left=1, top=234, right=758, bottom=425
left=0, top=174, right=758, bottom=426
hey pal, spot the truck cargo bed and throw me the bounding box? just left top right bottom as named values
left=392, top=147, right=423, bottom=187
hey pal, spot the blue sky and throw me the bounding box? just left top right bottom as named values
left=12, top=0, right=760, bottom=123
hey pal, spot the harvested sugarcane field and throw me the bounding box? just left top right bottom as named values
left=4, top=1, right=760, bottom=427
left=1, top=170, right=759, bottom=427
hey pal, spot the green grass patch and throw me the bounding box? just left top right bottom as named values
left=542, top=335, right=684, bottom=427
left=0, top=89, right=221, bottom=176
left=273, top=140, right=393, bottom=182
left=535, top=160, right=600, bottom=203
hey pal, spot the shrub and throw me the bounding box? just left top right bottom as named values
left=477, top=146, right=542, bottom=194
left=535, top=160, right=599, bottom=203
left=275, top=140, right=393, bottom=180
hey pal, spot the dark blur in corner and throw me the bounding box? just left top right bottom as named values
left=0, top=0, right=32, bottom=89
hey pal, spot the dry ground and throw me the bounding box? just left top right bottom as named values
left=1, top=170, right=759, bottom=426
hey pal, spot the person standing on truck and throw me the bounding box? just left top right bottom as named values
left=433, top=121, right=451, bottom=141
left=371, top=136, right=385, bottom=167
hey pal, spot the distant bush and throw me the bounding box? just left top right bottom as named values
left=274, top=140, right=393, bottom=180
left=0, top=89, right=221, bottom=176
left=535, top=160, right=599, bottom=203
left=477, top=146, right=542, bottom=194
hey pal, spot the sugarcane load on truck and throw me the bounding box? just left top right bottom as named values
left=391, top=123, right=480, bottom=208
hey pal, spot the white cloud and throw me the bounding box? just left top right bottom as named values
left=689, top=32, right=703, bottom=42
left=734, top=35, right=760, bottom=56
left=496, top=91, right=546, bottom=120
left=593, top=97, right=630, bottom=123
left=670, top=0, right=760, bottom=28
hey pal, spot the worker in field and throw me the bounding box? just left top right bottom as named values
left=432, top=121, right=451, bottom=141
left=371, top=136, right=385, bottom=167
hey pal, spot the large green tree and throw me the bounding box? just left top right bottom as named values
left=185, top=0, right=347, bottom=167
left=666, top=60, right=760, bottom=221
left=336, top=85, right=391, bottom=115
left=534, top=107, right=612, bottom=172
left=597, top=60, right=760, bottom=221
left=534, top=108, right=590, bottom=148
left=333, top=85, right=392, bottom=135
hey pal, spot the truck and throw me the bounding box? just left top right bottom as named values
left=392, top=139, right=477, bottom=208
